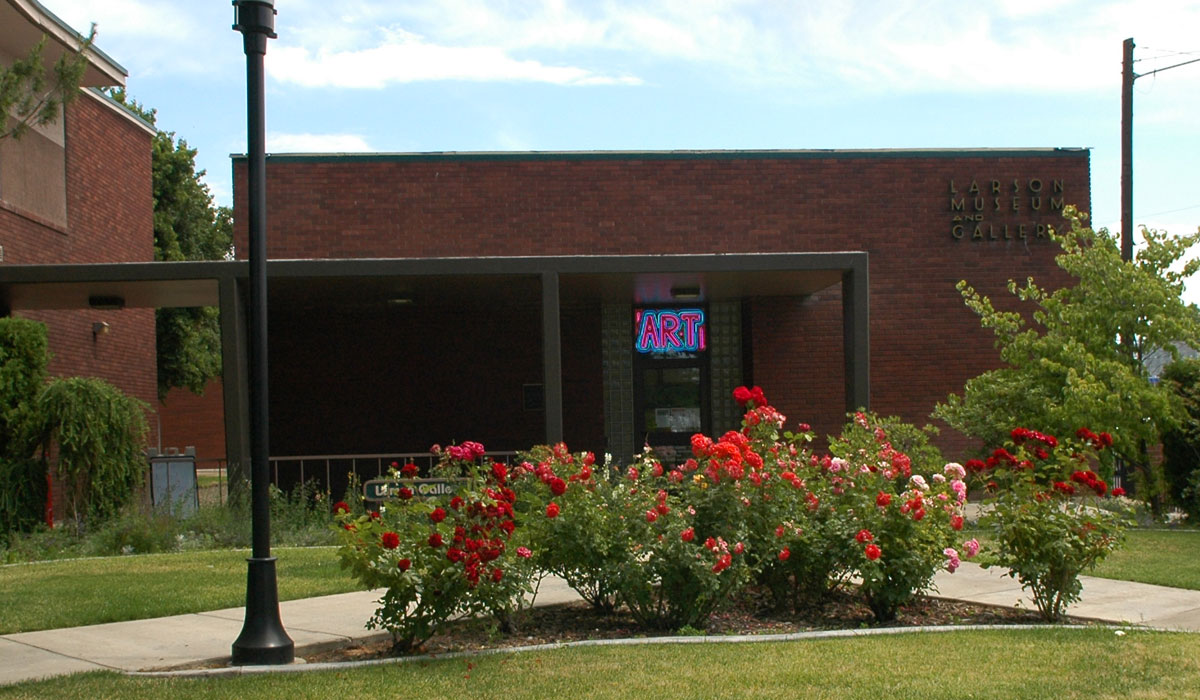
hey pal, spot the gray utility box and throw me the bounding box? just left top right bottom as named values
left=148, top=447, right=199, bottom=517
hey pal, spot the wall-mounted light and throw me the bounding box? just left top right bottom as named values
left=92, top=321, right=109, bottom=340
left=88, top=295, right=125, bottom=310
left=670, top=286, right=702, bottom=301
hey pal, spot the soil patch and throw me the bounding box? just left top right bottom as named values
left=302, top=588, right=1081, bottom=664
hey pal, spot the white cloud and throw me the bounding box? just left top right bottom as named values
left=267, top=27, right=642, bottom=88
left=266, top=132, right=374, bottom=152
left=271, top=0, right=1198, bottom=96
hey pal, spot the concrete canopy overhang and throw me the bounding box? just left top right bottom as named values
left=1, top=252, right=869, bottom=470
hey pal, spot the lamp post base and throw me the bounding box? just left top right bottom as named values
left=231, top=556, right=294, bottom=665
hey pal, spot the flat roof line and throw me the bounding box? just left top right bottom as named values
left=230, top=148, right=1092, bottom=163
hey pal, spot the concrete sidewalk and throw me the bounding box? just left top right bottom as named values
left=2, top=564, right=1199, bottom=687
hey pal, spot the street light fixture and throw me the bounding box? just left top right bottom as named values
left=231, top=0, right=293, bottom=666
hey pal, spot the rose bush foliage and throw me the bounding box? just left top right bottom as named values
left=975, top=427, right=1130, bottom=621
left=332, top=444, right=535, bottom=651
left=336, top=387, right=1121, bottom=635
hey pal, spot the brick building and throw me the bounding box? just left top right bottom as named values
left=0, top=0, right=156, bottom=516
left=151, top=148, right=1088, bottom=482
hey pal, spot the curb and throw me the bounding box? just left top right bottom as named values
left=129, top=623, right=1169, bottom=680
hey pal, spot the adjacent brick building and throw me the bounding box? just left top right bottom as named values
left=1, top=0, right=156, bottom=518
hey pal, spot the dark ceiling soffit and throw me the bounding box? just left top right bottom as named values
left=0, top=253, right=868, bottom=309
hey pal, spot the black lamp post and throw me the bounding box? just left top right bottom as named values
left=231, top=0, right=293, bottom=666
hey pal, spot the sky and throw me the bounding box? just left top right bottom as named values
left=45, top=0, right=1200, bottom=290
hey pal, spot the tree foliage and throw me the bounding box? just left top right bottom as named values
left=1160, top=357, right=1200, bottom=521
left=934, top=207, right=1200, bottom=470
left=0, top=26, right=94, bottom=141
left=106, top=89, right=232, bottom=399
left=0, top=319, right=50, bottom=532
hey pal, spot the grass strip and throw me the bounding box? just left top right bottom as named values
left=1, top=627, right=1197, bottom=699
left=0, top=547, right=359, bottom=634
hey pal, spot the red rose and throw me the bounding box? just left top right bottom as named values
left=397, top=558, right=411, bottom=571
left=733, top=386, right=753, bottom=405
left=864, top=543, right=882, bottom=561
left=855, top=529, right=873, bottom=543
left=912, top=508, right=926, bottom=521
left=778, top=547, right=790, bottom=562
left=681, top=527, right=695, bottom=542
left=492, top=568, right=504, bottom=583
left=1112, top=487, right=1126, bottom=497
left=333, top=501, right=350, bottom=515
left=428, top=533, right=444, bottom=548
left=549, top=477, right=567, bottom=496
left=546, top=502, right=560, bottom=518
left=712, top=553, right=733, bottom=573
left=430, top=507, right=447, bottom=524
left=450, top=496, right=464, bottom=510
left=876, top=491, right=892, bottom=507
left=951, top=514, right=964, bottom=531
left=401, top=463, right=419, bottom=477
left=381, top=531, right=400, bottom=549
left=645, top=510, right=658, bottom=523
left=399, top=487, right=413, bottom=500
left=797, top=423, right=811, bottom=432
left=492, top=463, right=508, bottom=483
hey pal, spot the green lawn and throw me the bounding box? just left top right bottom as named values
left=1089, top=529, right=1200, bottom=590
left=963, top=528, right=1200, bottom=591
left=1, top=628, right=1197, bottom=699
left=1, top=528, right=1195, bottom=637
left=0, top=547, right=360, bottom=634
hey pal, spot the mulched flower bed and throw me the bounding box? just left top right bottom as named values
left=302, top=587, right=1081, bottom=664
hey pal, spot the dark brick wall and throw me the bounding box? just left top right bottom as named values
left=222, top=151, right=1088, bottom=461
left=158, top=379, right=227, bottom=465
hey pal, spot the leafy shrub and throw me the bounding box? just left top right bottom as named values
left=976, top=427, right=1131, bottom=621
left=88, top=506, right=181, bottom=555
left=516, top=444, right=622, bottom=612
left=35, top=377, right=148, bottom=530
left=333, top=444, right=535, bottom=651
left=826, top=412, right=970, bottom=621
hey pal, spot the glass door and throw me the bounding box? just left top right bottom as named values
left=631, top=305, right=711, bottom=462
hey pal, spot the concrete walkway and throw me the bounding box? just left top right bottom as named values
left=2, top=563, right=1199, bottom=687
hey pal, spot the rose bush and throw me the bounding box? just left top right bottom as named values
left=512, top=443, right=625, bottom=613
left=824, top=411, right=974, bottom=621
left=332, top=445, right=535, bottom=651
left=977, top=427, right=1131, bottom=621
left=517, top=441, right=750, bottom=629
left=333, top=388, right=1100, bottom=638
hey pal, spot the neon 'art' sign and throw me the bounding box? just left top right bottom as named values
left=635, top=308, right=707, bottom=354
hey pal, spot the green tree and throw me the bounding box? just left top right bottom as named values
left=1160, top=357, right=1200, bottom=521
left=0, top=26, right=94, bottom=141
left=934, top=207, right=1200, bottom=495
left=106, top=89, right=232, bottom=399
left=0, top=319, right=50, bottom=532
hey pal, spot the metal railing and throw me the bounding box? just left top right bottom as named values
left=194, top=452, right=521, bottom=505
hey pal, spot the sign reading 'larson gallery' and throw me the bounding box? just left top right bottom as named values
left=949, top=178, right=1067, bottom=241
